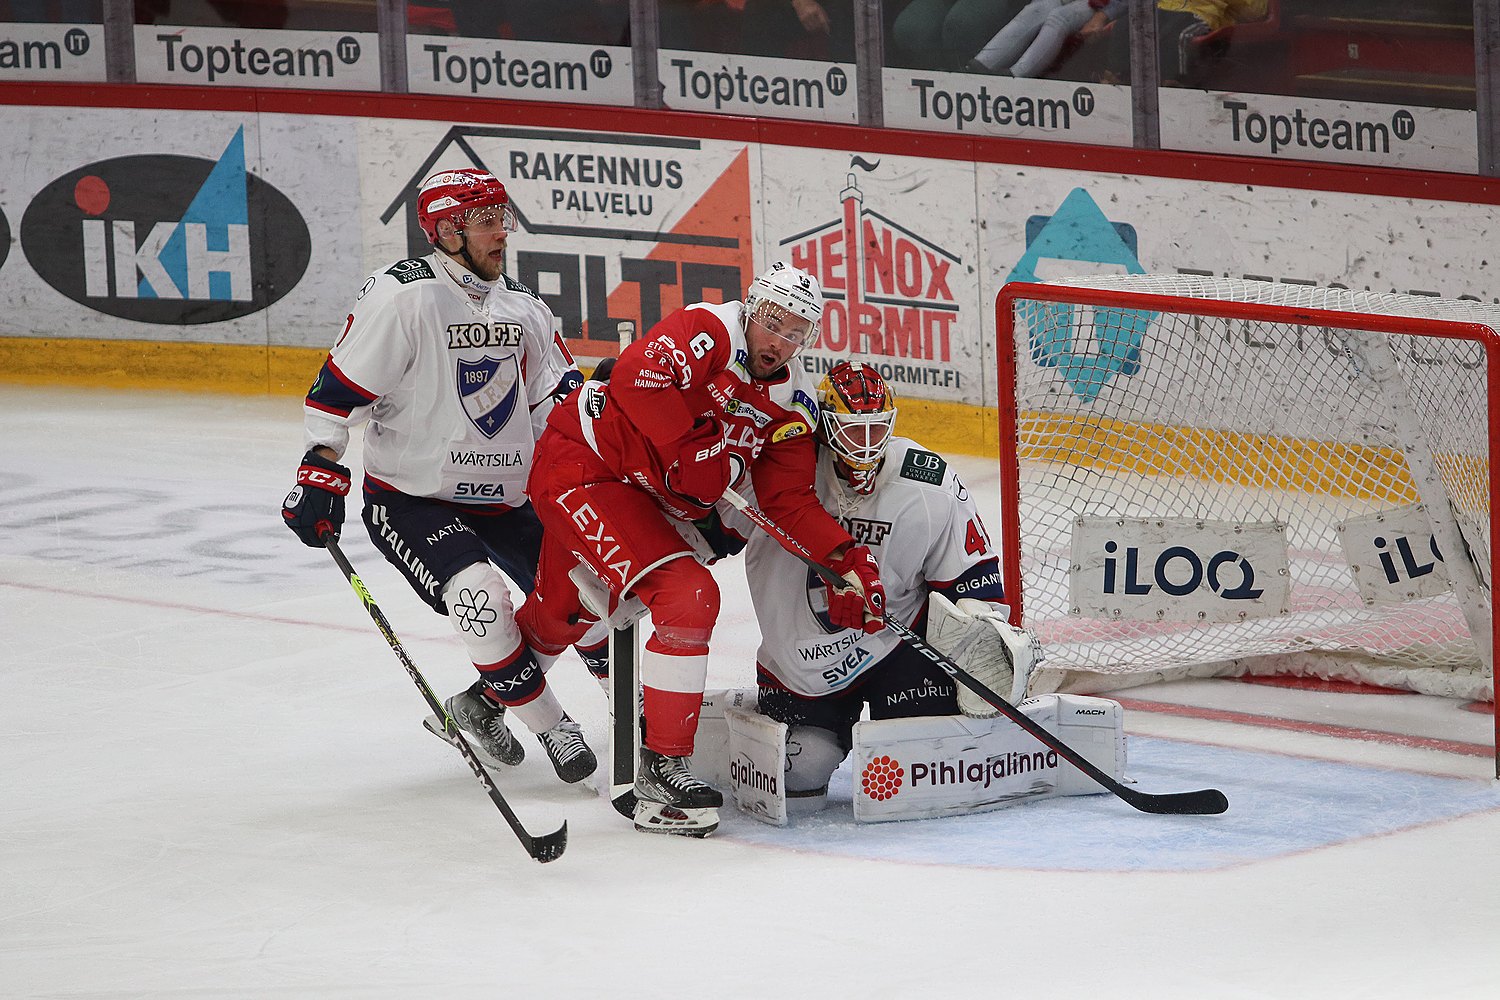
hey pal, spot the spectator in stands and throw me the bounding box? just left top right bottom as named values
left=408, top=1, right=629, bottom=44
left=965, top=0, right=1124, bottom=78
left=660, top=0, right=853, bottom=62
left=1156, top=0, right=1267, bottom=84
left=890, top=0, right=1028, bottom=71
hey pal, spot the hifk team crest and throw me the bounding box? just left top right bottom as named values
left=457, top=355, right=521, bottom=437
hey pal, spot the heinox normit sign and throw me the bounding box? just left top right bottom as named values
left=22, top=127, right=310, bottom=324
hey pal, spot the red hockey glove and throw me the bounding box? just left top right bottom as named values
left=825, top=545, right=885, bottom=634
left=282, top=450, right=351, bottom=547
left=664, top=417, right=730, bottom=513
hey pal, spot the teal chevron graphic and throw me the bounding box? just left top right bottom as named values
left=1005, top=188, right=1153, bottom=402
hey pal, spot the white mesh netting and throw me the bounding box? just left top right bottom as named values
left=1003, top=276, right=1495, bottom=702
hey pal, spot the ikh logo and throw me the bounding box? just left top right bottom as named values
left=780, top=156, right=960, bottom=362
left=21, top=127, right=309, bottom=324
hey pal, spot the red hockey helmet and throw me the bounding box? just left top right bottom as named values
left=416, top=168, right=517, bottom=245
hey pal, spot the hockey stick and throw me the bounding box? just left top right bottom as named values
left=720, top=489, right=1229, bottom=817
left=608, top=319, right=641, bottom=820
left=322, top=537, right=569, bottom=862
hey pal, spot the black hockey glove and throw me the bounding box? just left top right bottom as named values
left=282, top=450, right=351, bottom=547
left=693, top=509, right=747, bottom=562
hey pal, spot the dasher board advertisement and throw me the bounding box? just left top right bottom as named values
left=358, top=119, right=755, bottom=360
left=407, top=35, right=633, bottom=105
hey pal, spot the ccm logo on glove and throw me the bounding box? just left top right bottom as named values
left=282, top=450, right=351, bottom=547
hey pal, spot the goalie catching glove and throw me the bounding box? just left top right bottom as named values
left=282, top=449, right=351, bottom=547
left=826, top=544, right=885, bottom=634
left=925, top=592, right=1040, bottom=716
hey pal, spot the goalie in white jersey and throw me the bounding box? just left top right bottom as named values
left=736, top=361, right=1031, bottom=812
left=280, top=169, right=600, bottom=784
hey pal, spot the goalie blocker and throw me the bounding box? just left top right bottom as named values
left=686, top=689, right=1126, bottom=825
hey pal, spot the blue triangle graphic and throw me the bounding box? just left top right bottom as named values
left=142, top=127, right=250, bottom=300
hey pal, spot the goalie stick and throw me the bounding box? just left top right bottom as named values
left=607, top=319, right=642, bottom=821
left=720, top=489, right=1229, bottom=817
left=322, top=536, right=569, bottom=862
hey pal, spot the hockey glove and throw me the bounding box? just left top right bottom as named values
left=282, top=450, right=351, bottom=547
left=664, top=416, right=731, bottom=513
left=826, top=545, right=885, bottom=634
left=693, top=509, right=747, bottom=562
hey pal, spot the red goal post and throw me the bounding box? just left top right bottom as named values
left=994, top=276, right=1497, bottom=773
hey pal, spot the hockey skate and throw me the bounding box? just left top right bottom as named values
left=423, top=680, right=525, bottom=768
left=632, top=748, right=723, bottom=837
left=536, top=715, right=598, bottom=783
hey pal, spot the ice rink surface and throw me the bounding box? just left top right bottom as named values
left=3, top=386, right=1498, bottom=999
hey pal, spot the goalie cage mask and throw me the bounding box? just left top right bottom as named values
left=817, top=361, right=897, bottom=493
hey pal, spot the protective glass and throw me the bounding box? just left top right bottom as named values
left=749, top=299, right=818, bottom=349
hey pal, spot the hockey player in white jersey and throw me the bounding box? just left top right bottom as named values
left=280, top=168, right=600, bottom=784
left=737, top=361, right=1036, bottom=812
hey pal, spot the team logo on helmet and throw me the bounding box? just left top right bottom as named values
left=456, top=354, right=522, bottom=438
left=745, top=262, right=824, bottom=350
left=416, top=168, right=516, bottom=245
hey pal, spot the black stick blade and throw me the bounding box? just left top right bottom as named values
left=1120, top=786, right=1229, bottom=815
left=527, top=822, right=569, bottom=863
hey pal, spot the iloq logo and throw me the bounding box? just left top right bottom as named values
left=21, top=127, right=309, bottom=324
left=1071, top=516, right=1291, bottom=623
left=1100, top=539, right=1265, bottom=601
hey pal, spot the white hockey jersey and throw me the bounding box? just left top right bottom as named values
left=737, top=437, right=1004, bottom=698
left=302, top=253, right=579, bottom=508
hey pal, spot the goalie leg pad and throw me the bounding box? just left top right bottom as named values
left=1019, top=693, right=1126, bottom=797
left=849, top=695, right=1126, bottom=822
left=726, top=707, right=789, bottom=826
left=683, top=688, right=757, bottom=790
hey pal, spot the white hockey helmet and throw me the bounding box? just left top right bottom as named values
left=744, top=261, right=824, bottom=350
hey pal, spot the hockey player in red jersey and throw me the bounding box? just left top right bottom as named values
left=516, top=262, right=887, bottom=836
left=280, top=169, right=601, bottom=785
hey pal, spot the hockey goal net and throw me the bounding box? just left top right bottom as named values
left=995, top=276, right=1496, bottom=765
